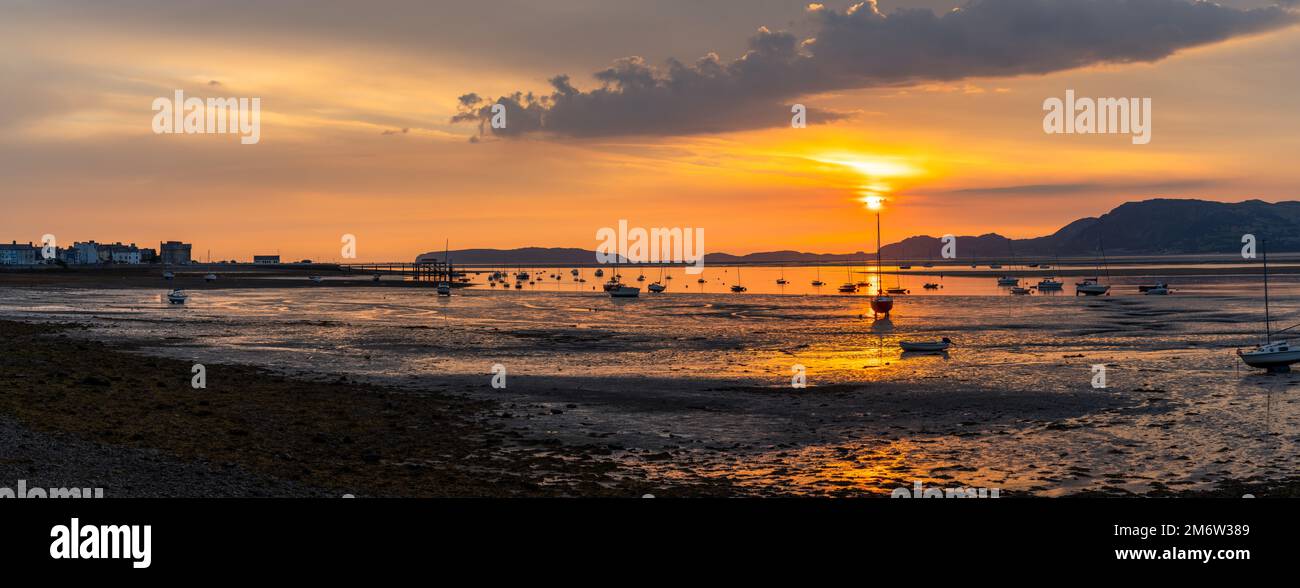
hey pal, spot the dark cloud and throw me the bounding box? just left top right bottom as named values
left=455, top=0, right=1297, bottom=139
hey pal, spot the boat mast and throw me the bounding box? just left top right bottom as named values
left=1097, top=223, right=1110, bottom=282
left=1264, top=237, right=1272, bottom=343
left=875, top=211, right=883, bottom=295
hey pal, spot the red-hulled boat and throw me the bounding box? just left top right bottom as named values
left=870, top=294, right=893, bottom=316
left=869, top=201, right=893, bottom=318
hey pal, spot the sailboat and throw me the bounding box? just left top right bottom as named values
left=1036, top=277, right=1064, bottom=290
left=730, top=266, right=747, bottom=292
left=1238, top=239, right=1300, bottom=371
left=604, top=256, right=639, bottom=297
left=1075, top=232, right=1111, bottom=296
left=648, top=266, right=667, bottom=292
left=776, top=266, right=788, bottom=285
left=166, top=289, right=188, bottom=304
left=996, top=239, right=1019, bottom=286
left=838, top=264, right=858, bottom=293
left=436, top=239, right=452, bottom=296
left=869, top=205, right=893, bottom=318
left=811, top=266, right=825, bottom=287
left=1036, top=254, right=1064, bottom=290
left=885, top=257, right=909, bottom=295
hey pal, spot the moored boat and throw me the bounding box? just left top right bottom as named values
left=1075, top=278, right=1109, bottom=296
left=1036, top=277, right=1064, bottom=290
left=899, top=337, right=953, bottom=352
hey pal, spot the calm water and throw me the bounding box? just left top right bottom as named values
left=1, top=267, right=1297, bottom=496
left=455, top=263, right=1289, bottom=297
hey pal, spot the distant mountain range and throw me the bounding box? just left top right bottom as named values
left=417, top=199, right=1300, bottom=264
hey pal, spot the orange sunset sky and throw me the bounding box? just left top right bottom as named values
left=2, top=0, right=1298, bottom=262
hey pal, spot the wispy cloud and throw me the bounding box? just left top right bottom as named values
left=454, top=0, right=1297, bottom=139
left=934, top=178, right=1224, bottom=196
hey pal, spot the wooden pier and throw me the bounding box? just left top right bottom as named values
left=340, top=261, right=459, bottom=283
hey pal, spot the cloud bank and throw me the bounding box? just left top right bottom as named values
left=453, top=0, right=1297, bottom=139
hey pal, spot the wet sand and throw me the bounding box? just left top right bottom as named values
left=0, top=319, right=728, bottom=497
left=3, top=266, right=1299, bottom=498
left=3, top=314, right=1296, bottom=497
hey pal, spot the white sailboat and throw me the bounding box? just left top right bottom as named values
left=996, top=239, right=1019, bottom=286
left=436, top=239, right=452, bottom=296
left=1075, top=232, right=1111, bottom=296
left=606, top=258, right=639, bottom=298
left=1238, top=239, right=1300, bottom=371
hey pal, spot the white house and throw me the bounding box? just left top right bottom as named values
left=106, top=242, right=141, bottom=264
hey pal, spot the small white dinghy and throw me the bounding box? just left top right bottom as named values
left=899, top=337, right=953, bottom=352
left=166, top=289, right=188, bottom=304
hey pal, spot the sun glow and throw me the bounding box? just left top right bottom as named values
left=811, top=155, right=921, bottom=179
